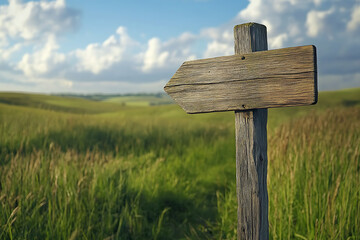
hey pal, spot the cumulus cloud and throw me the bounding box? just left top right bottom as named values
left=306, top=8, right=334, bottom=37
left=141, top=32, right=197, bottom=72
left=0, top=0, right=79, bottom=91
left=201, top=27, right=233, bottom=58
left=17, top=35, right=66, bottom=76
left=142, top=38, right=170, bottom=72
left=0, top=0, right=79, bottom=43
left=0, top=0, right=80, bottom=77
left=203, top=41, right=232, bottom=58
left=347, top=5, right=360, bottom=32
left=74, top=27, right=135, bottom=74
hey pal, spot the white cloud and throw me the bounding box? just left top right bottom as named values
left=203, top=40, right=233, bottom=58
left=17, top=35, right=66, bottom=77
left=141, top=32, right=197, bottom=72
left=306, top=8, right=334, bottom=37
left=0, top=0, right=79, bottom=42
left=238, top=0, right=263, bottom=20
left=271, top=33, right=288, bottom=49
left=201, top=27, right=233, bottom=58
left=347, top=5, right=360, bottom=31
left=142, top=38, right=170, bottom=72
left=74, top=27, right=135, bottom=74
left=0, top=0, right=79, bottom=76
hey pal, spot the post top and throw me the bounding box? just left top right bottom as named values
left=234, top=22, right=266, bottom=30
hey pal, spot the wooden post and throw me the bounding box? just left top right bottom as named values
left=164, top=22, right=317, bottom=240
left=234, top=23, right=269, bottom=240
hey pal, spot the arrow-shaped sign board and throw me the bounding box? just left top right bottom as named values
left=164, top=45, right=317, bottom=114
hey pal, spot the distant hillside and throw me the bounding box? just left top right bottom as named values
left=1, top=88, right=359, bottom=116
left=0, top=92, right=125, bottom=114
left=53, top=92, right=174, bottom=106
left=103, top=94, right=173, bottom=106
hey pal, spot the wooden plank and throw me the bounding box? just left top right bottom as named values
left=234, top=22, right=269, bottom=240
left=164, top=45, right=317, bottom=114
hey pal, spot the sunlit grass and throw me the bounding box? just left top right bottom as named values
left=0, top=89, right=359, bottom=239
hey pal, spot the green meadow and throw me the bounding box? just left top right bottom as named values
left=0, top=89, right=359, bottom=239
left=104, top=94, right=173, bottom=106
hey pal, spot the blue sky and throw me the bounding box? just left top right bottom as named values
left=67, top=0, right=246, bottom=46
left=0, top=0, right=359, bottom=93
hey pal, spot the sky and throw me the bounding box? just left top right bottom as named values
left=0, top=0, right=359, bottom=94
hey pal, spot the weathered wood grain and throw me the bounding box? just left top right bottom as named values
left=164, top=45, right=317, bottom=114
left=234, top=23, right=269, bottom=240
left=163, top=22, right=318, bottom=240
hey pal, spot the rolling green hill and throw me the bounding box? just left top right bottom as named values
left=104, top=94, right=174, bottom=106
left=0, top=92, right=125, bottom=114
left=0, top=88, right=359, bottom=239
left=53, top=92, right=174, bottom=106
left=1, top=88, right=359, bottom=127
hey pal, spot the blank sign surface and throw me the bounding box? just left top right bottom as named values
left=164, top=45, right=317, bottom=113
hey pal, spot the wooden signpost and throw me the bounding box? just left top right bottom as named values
left=164, top=23, right=317, bottom=240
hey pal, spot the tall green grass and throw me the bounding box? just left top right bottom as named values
left=0, top=89, right=359, bottom=239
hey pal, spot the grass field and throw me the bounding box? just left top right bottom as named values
left=0, top=89, right=359, bottom=239
left=104, top=94, right=173, bottom=106
left=54, top=93, right=174, bottom=106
